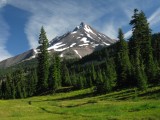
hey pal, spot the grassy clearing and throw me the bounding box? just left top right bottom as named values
left=0, top=86, right=160, bottom=120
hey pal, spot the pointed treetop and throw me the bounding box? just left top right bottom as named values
left=40, top=26, right=45, bottom=33
left=39, top=26, right=48, bottom=44
left=118, top=28, right=124, bottom=42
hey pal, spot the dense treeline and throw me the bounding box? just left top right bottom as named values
left=0, top=9, right=160, bottom=99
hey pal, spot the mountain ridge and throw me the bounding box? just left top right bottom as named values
left=0, top=22, right=116, bottom=68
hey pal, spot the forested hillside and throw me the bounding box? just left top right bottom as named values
left=0, top=9, right=160, bottom=99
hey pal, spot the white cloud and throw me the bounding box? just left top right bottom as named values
left=0, top=48, right=12, bottom=61
left=7, top=0, right=117, bottom=48
left=124, top=30, right=132, bottom=39
left=0, top=0, right=7, bottom=8
left=148, top=7, right=160, bottom=27
left=0, top=0, right=160, bottom=62
left=0, top=15, right=12, bottom=61
left=102, top=22, right=117, bottom=39
left=124, top=7, right=160, bottom=39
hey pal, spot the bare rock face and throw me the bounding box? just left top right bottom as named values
left=0, top=22, right=116, bottom=68
left=48, top=22, right=115, bottom=59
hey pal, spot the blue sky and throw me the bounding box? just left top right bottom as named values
left=0, top=0, right=160, bottom=61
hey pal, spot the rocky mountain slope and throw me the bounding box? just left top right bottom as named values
left=0, top=22, right=116, bottom=68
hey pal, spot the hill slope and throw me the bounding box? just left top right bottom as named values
left=0, top=22, right=115, bottom=68
left=0, top=86, right=160, bottom=120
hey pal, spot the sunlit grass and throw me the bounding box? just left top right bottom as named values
left=0, top=86, right=160, bottom=120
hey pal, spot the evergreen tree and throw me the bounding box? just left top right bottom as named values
left=0, top=82, right=2, bottom=99
left=5, top=74, right=12, bottom=99
left=16, top=82, right=23, bottom=98
left=152, top=33, right=160, bottom=83
left=82, top=73, right=87, bottom=88
left=116, top=28, right=131, bottom=87
left=70, top=70, right=77, bottom=87
left=88, top=76, right=93, bottom=88
left=62, top=64, right=71, bottom=86
left=37, top=27, right=49, bottom=93
left=95, top=69, right=104, bottom=93
left=48, top=55, right=59, bottom=91
left=14, top=69, right=25, bottom=98
left=1, top=80, right=6, bottom=99
left=11, top=73, right=16, bottom=99
left=104, top=59, right=117, bottom=91
left=139, top=12, right=156, bottom=82
left=91, top=63, right=96, bottom=83
left=27, top=68, right=37, bottom=97
left=135, top=58, right=148, bottom=90
left=152, top=33, right=160, bottom=65
left=103, top=72, right=112, bottom=92
left=129, top=9, right=148, bottom=89
left=54, top=55, right=61, bottom=87
left=77, top=75, right=84, bottom=89
left=10, top=80, right=16, bottom=99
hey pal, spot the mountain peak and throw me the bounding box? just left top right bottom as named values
left=0, top=22, right=116, bottom=68
left=73, top=22, right=87, bottom=31
left=80, top=22, right=85, bottom=27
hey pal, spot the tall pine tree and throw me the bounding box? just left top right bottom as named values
left=116, top=29, right=131, bottom=88
left=37, top=27, right=49, bottom=93
left=129, top=9, right=149, bottom=89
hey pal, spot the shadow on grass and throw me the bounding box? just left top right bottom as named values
left=40, top=107, right=66, bottom=115
left=128, top=103, right=159, bottom=112
left=64, top=102, right=89, bottom=108
left=28, top=90, right=96, bottom=104
left=40, top=107, right=94, bottom=118
left=55, top=92, right=96, bottom=101
left=138, top=89, right=160, bottom=99
left=99, top=86, right=160, bottom=100
left=99, top=89, right=136, bottom=100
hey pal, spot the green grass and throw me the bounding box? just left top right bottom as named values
left=0, top=86, right=160, bottom=120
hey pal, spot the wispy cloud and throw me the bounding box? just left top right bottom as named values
left=148, top=7, right=160, bottom=27
left=0, top=15, right=12, bottom=61
left=8, top=0, right=114, bottom=48
left=102, top=21, right=118, bottom=39
left=0, top=0, right=7, bottom=8
left=124, top=30, right=132, bottom=39
left=0, top=0, right=160, bottom=62
left=124, top=7, right=160, bottom=39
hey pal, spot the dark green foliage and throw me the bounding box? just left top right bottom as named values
left=129, top=9, right=157, bottom=85
left=105, top=59, right=117, bottom=91
left=95, top=69, right=104, bottom=93
left=0, top=9, right=159, bottom=99
left=76, top=75, right=84, bottom=89
left=88, top=76, right=93, bottom=88
left=152, top=33, right=160, bottom=84
left=37, top=27, right=49, bottom=93
left=0, top=67, right=38, bottom=99
left=116, top=29, right=131, bottom=88
left=5, top=74, right=12, bottom=99
left=152, top=33, right=160, bottom=65
left=56, top=56, right=61, bottom=87
left=13, top=69, right=26, bottom=98
left=48, top=55, right=61, bottom=91
left=136, top=66, right=148, bottom=90
left=62, top=64, right=71, bottom=86
left=70, top=70, right=77, bottom=87
left=103, top=72, right=112, bottom=92
left=26, top=68, right=37, bottom=96
left=91, top=63, right=96, bottom=83
left=95, top=59, right=117, bottom=93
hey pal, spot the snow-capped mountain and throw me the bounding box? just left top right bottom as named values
left=0, top=22, right=116, bottom=68
left=47, top=22, right=115, bottom=59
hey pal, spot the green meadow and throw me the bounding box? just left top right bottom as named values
left=0, top=86, right=160, bottom=120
